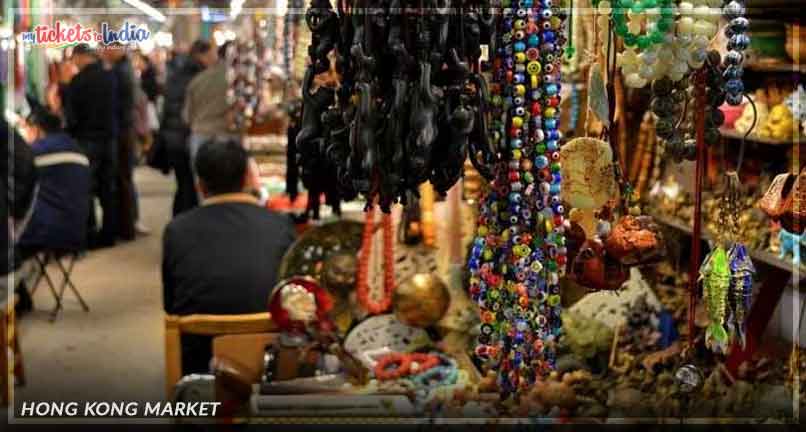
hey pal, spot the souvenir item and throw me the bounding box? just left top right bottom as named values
left=699, top=247, right=730, bottom=353
left=675, top=364, right=705, bottom=393
left=468, top=0, right=569, bottom=397
left=571, top=240, right=628, bottom=292
left=721, top=0, right=750, bottom=106
left=343, top=314, right=432, bottom=370
left=296, top=0, right=497, bottom=212
left=588, top=67, right=610, bottom=127
left=356, top=205, right=395, bottom=315
left=278, top=220, right=364, bottom=282
left=758, top=169, right=806, bottom=233
left=560, top=137, right=618, bottom=211
left=778, top=228, right=805, bottom=265
left=727, top=243, right=754, bottom=347
left=758, top=104, right=797, bottom=141
left=393, top=273, right=450, bottom=329
left=268, top=277, right=335, bottom=336
left=604, top=215, right=665, bottom=265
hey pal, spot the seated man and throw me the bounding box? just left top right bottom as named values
left=15, top=105, right=90, bottom=311
left=162, top=139, right=296, bottom=374
left=2, top=117, right=37, bottom=311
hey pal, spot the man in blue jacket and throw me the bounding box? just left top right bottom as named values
left=16, top=104, right=90, bottom=311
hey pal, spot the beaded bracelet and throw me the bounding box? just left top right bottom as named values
left=612, top=0, right=675, bottom=50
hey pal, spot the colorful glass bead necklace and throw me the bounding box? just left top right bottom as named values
left=469, top=0, right=567, bottom=398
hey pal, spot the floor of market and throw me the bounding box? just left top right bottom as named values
left=13, top=167, right=170, bottom=405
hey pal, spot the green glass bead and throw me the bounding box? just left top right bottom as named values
left=650, top=30, right=665, bottom=44
left=621, top=0, right=634, bottom=8
left=637, top=36, right=651, bottom=49
left=612, top=12, right=626, bottom=25
left=623, top=33, right=638, bottom=46
left=645, top=0, right=657, bottom=8
left=656, top=18, right=670, bottom=32
left=536, top=144, right=547, bottom=154
left=660, top=6, right=674, bottom=18
left=631, top=3, right=644, bottom=13
left=546, top=261, right=558, bottom=272
left=550, top=162, right=561, bottom=172
left=615, top=24, right=629, bottom=37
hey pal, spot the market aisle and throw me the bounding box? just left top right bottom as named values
left=14, top=167, right=173, bottom=406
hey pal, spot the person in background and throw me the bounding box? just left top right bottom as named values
left=15, top=102, right=91, bottom=312
left=102, top=43, right=142, bottom=239
left=184, top=42, right=239, bottom=177
left=1, top=117, right=37, bottom=312
left=137, top=51, right=161, bottom=104
left=61, top=43, right=119, bottom=249
left=161, top=140, right=295, bottom=374
left=159, top=40, right=217, bottom=216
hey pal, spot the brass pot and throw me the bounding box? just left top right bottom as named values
left=393, top=273, right=450, bottom=328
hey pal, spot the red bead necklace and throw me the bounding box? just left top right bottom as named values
left=356, top=204, right=395, bottom=315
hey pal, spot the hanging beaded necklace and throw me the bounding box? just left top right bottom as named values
left=355, top=204, right=396, bottom=315
left=469, top=0, right=567, bottom=397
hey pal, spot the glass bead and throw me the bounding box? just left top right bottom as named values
left=725, top=78, right=744, bottom=94
left=723, top=1, right=746, bottom=20
left=728, top=34, right=751, bottom=51
left=726, top=92, right=744, bottom=106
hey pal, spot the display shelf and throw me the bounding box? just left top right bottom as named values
left=719, top=127, right=803, bottom=146
left=651, top=213, right=806, bottom=275
left=745, top=61, right=806, bottom=74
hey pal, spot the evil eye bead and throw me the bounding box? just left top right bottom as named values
left=726, top=92, right=744, bottom=106
left=514, top=30, right=526, bottom=40
left=514, top=106, right=526, bottom=116
left=533, top=128, right=545, bottom=142
left=513, top=96, right=525, bottom=106
left=550, top=151, right=560, bottom=161
left=515, top=52, right=527, bottom=63
left=526, top=48, right=540, bottom=61
left=728, top=17, right=749, bottom=36
left=527, top=61, right=542, bottom=75
left=724, top=50, right=744, bottom=66
left=510, top=137, right=523, bottom=148
left=725, top=79, right=744, bottom=94
left=541, top=9, right=553, bottom=20
left=542, top=0, right=553, bottom=6
left=544, top=63, right=555, bottom=74
left=516, top=8, right=528, bottom=18
left=514, top=41, right=526, bottom=52
left=546, top=140, right=559, bottom=151
left=728, top=34, right=751, bottom=51
left=534, top=155, right=549, bottom=169
left=514, top=84, right=526, bottom=96
left=723, top=1, right=746, bottom=20
left=541, top=21, right=551, bottom=30
left=723, top=65, right=743, bottom=79
left=514, top=73, right=526, bottom=84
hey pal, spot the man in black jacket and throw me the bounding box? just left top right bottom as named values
left=62, top=44, right=119, bottom=248
left=159, top=40, right=217, bottom=216
left=103, top=44, right=137, bottom=241
left=162, top=139, right=295, bottom=374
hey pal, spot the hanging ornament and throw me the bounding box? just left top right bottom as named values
left=722, top=0, right=750, bottom=105
left=469, top=0, right=568, bottom=398
left=355, top=204, right=396, bottom=315
left=699, top=246, right=730, bottom=353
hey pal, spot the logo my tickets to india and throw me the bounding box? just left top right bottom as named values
left=20, top=21, right=151, bottom=48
